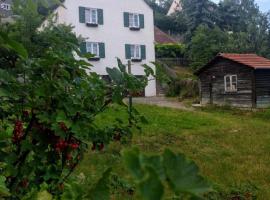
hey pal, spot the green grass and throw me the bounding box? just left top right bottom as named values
left=75, top=104, right=270, bottom=199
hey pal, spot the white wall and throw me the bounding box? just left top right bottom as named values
left=55, top=0, right=156, bottom=96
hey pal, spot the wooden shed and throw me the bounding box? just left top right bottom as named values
left=195, top=53, right=270, bottom=108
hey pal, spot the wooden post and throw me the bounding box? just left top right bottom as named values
left=252, top=70, right=257, bottom=108
left=127, top=61, right=132, bottom=126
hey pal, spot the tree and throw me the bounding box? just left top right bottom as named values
left=181, top=0, right=219, bottom=39
left=189, top=25, right=228, bottom=69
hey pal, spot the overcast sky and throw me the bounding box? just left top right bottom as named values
left=211, top=0, right=270, bottom=12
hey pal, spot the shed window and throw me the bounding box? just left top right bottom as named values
left=224, top=75, right=237, bottom=92
left=85, top=8, right=98, bottom=24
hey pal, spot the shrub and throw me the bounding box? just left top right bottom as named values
left=155, top=43, right=186, bottom=58
left=0, top=25, right=150, bottom=198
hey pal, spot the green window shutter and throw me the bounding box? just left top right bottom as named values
left=139, top=14, right=144, bottom=28
left=80, top=42, right=87, bottom=55
left=125, top=44, right=131, bottom=59
left=99, top=43, right=105, bottom=58
left=79, top=7, right=85, bottom=23
left=141, top=45, right=146, bottom=60
left=124, top=12, right=129, bottom=27
left=97, top=9, right=103, bottom=25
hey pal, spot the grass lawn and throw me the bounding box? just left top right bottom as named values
left=76, top=104, right=270, bottom=199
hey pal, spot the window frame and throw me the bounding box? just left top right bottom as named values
left=130, top=45, right=141, bottom=60
left=129, top=13, right=140, bottom=28
left=85, top=8, right=98, bottom=25
left=86, top=42, right=100, bottom=58
left=1, top=3, right=11, bottom=11
left=224, top=75, right=238, bottom=92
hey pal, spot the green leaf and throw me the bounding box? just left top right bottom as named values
left=122, top=148, right=144, bottom=179
left=36, top=190, right=53, bottom=200
left=117, top=58, right=126, bottom=72
left=138, top=167, right=164, bottom=200
left=56, top=110, right=71, bottom=128
left=87, top=168, right=112, bottom=200
left=61, top=182, right=84, bottom=200
left=0, top=88, right=9, bottom=97
left=106, top=67, right=123, bottom=84
left=140, top=155, right=166, bottom=181
left=0, top=176, right=10, bottom=197
left=0, top=32, right=28, bottom=59
left=163, top=149, right=212, bottom=197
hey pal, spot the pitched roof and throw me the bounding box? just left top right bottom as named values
left=196, top=53, right=270, bottom=75
left=218, top=53, right=270, bottom=69
left=154, top=27, right=177, bottom=44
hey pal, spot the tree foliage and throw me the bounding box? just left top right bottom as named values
left=148, top=0, right=270, bottom=69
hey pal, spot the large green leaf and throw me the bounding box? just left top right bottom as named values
left=140, top=155, right=166, bottom=180
left=138, top=167, right=164, bottom=200
left=0, top=32, right=28, bottom=59
left=122, top=148, right=144, bottom=179
left=61, top=182, right=84, bottom=200
left=87, top=168, right=112, bottom=200
left=116, top=58, right=126, bottom=73
left=0, top=176, right=10, bottom=197
left=163, top=149, right=212, bottom=197
left=36, top=190, right=53, bottom=200
left=106, top=67, right=123, bottom=84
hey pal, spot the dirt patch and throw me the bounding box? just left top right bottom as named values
left=131, top=97, right=194, bottom=111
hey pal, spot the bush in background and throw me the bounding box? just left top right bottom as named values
left=155, top=43, right=186, bottom=58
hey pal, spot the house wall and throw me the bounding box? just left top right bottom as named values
left=0, top=0, right=13, bottom=21
left=255, top=69, right=270, bottom=108
left=51, top=0, right=156, bottom=96
left=199, top=58, right=254, bottom=107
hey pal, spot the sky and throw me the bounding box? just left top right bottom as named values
left=211, top=0, right=270, bottom=12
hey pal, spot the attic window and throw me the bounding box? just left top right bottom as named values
left=224, top=75, right=237, bottom=92
left=1, top=3, right=11, bottom=10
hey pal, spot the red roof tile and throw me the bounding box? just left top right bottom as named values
left=218, top=53, right=270, bottom=69
left=154, top=27, right=177, bottom=44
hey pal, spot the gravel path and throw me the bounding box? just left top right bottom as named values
left=131, top=97, right=195, bottom=111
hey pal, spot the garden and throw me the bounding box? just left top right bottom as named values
left=0, top=1, right=211, bottom=199
left=1, top=1, right=270, bottom=200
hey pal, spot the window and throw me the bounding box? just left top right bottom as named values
left=1, top=3, right=11, bottom=10
left=130, top=45, right=141, bottom=59
left=86, top=42, right=99, bottom=57
left=224, top=75, right=237, bottom=92
left=85, top=8, right=98, bottom=24
left=129, top=13, right=140, bottom=28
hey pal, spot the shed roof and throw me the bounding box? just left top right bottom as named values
left=196, top=53, right=270, bottom=75
left=219, top=53, right=270, bottom=69
left=154, top=27, right=177, bottom=44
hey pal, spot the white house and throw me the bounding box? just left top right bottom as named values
left=0, top=0, right=13, bottom=23
left=50, top=0, right=156, bottom=96
left=167, top=0, right=182, bottom=16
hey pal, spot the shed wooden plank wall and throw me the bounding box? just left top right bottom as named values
left=255, top=69, right=270, bottom=108
left=199, top=58, right=253, bottom=107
